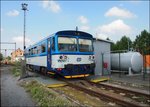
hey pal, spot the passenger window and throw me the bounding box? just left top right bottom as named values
left=37, top=46, right=41, bottom=54
left=29, top=49, right=31, bottom=55
left=33, top=47, right=37, bottom=54
left=31, top=48, right=33, bottom=55
left=41, top=44, right=46, bottom=53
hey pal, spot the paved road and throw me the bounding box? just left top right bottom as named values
left=1, top=65, right=36, bottom=107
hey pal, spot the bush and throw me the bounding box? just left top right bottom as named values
left=11, top=61, right=21, bottom=77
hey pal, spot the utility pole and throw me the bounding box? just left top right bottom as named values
left=20, top=3, right=29, bottom=79
left=22, top=3, right=28, bottom=50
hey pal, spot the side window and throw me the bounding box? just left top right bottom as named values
left=33, top=47, right=37, bottom=54
left=31, top=48, right=33, bottom=55
left=41, top=44, right=46, bottom=53
left=29, top=49, right=31, bottom=55
left=52, top=37, right=55, bottom=51
left=48, top=39, right=50, bottom=52
left=37, top=45, right=41, bottom=54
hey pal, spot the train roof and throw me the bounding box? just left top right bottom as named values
left=56, top=30, right=93, bottom=38
left=26, top=30, right=93, bottom=50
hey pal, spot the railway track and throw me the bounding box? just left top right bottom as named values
left=61, top=79, right=149, bottom=107
left=26, top=69, right=150, bottom=107
left=94, top=82, right=150, bottom=98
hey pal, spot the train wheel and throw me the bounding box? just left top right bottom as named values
left=41, top=67, right=47, bottom=76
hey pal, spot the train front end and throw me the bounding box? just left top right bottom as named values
left=52, top=31, right=95, bottom=78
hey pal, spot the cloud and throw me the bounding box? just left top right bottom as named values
left=78, top=16, right=88, bottom=24
left=96, top=33, right=108, bottom=40
left=80, top=25, right=90, bottom=31
left=98, top=19, right=131, bottom=34
left=42, top=0, right=61, bottom=13
left=96, top=19, right=132, bottom=41
left=6, top=10, right=19, bottom=16
left=105, top=6, right=136, bottom=18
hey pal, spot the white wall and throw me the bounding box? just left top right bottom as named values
left=94, top=40, right=111, bottom=75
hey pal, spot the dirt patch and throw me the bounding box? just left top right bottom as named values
left=1, top=65, right=35, bottom=106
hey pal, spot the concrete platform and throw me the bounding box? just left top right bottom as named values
left=23, top=71, right=66, bottom=88
left=35, top=76, right=67, bottom=88
left=110, top=73, right=150, bottom=87
left=85, top=75, right=110, bottom=83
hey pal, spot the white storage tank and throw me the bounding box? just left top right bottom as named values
left=111, top=52, right=143, bottom=73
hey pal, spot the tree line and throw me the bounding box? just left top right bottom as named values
left=110, top=30, right=150, bottom=55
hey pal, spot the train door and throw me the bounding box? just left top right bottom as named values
left=47, top=38, right=51, bottom=70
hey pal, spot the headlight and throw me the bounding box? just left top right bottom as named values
left=92, top=55, right=95, bottom=59
left=59, top=56, right=63, bottom=59
left=64, top=55, right=67, bottom=60
left=89, top=55, right=92, bottom=59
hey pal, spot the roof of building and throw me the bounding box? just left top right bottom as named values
left=93, top=37, right=113, bottom=44
left=11, top=48, right=23, bottom=54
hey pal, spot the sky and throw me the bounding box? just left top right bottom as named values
left=1, top=0, right=149, bottom=56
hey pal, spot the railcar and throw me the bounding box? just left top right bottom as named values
left=25, top=30, right=95, bottom=78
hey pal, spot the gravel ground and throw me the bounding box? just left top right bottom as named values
left=1, top=65, right=36, bottom=107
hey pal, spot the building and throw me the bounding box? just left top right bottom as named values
left=11, top=48, right=24, bottom=62
left=93, top=38, right=112, bottom=76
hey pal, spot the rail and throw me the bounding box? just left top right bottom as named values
left=63, top=80, right=149, bottom=107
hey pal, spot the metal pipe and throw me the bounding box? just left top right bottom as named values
left=23, top=10, right=26, bottom=50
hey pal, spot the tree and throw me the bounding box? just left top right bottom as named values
left=111, top=36, right=132, bottom=51
left=6, top=56, right=11, bottom=60
left=133, top=30, right=150, bottom=55
left=0, top=53, right=3, bottom=61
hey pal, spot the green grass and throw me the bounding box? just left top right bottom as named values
left=11, top=61, right=21, bottom=77
left=20, top=80, right=72, bottom=107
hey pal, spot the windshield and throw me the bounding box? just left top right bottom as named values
left=58, top=37, right=77, bottom=52
left=79, top=39, right=93, bottom=52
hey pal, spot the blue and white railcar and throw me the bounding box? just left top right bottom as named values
left=25, top=30, right=95, bottom=78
